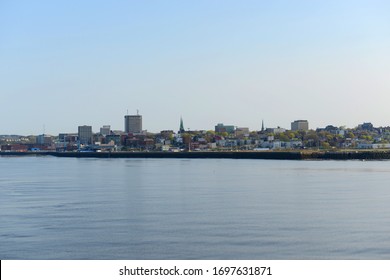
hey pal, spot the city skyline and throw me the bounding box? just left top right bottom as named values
left=0, top=113, right=385, bottom=136
left=1, top=0, right=390, bottom=135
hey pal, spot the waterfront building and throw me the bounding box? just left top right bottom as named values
left=59, top=133, right=78, bottom=143
left=124, top=114, right=142, bottom=133
left=291, top=120, right=309, bottom=131
left=357, top=142, right=390, bottom=149
left=105, top=134, right=121, bottom=145
left=36, top=134, right=53, bottom=145
left=78, top=125, right=93, bottom=145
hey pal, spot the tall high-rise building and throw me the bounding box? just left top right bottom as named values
left=100, top=125, right=111, bottom=136
left=78, top=125, right=93, bottom=144
left=291, top=120, right=309, bottom=131
left=124, top=114, right=142, bottom=133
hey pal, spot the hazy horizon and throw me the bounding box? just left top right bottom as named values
left=1, top=0, right=389, bottom=135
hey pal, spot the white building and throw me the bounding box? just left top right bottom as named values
left=357, top=143, right=390, bottom=149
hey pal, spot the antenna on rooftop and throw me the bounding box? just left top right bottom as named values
left=137, top=109, right=139, bottom=115
left=127, top=109, right=129, bottom=115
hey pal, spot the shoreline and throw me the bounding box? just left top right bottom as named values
left=2, top=150, right=390, bottom=160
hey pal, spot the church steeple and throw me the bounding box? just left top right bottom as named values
left=179, top=117, right=185, bottom=133
left=261, top=120, right=265, bottom=132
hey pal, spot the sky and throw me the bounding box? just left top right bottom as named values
left=1, top=0, right=390, bottom=135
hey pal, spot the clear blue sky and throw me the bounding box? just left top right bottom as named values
left=1, top=0, right=389, bottom=135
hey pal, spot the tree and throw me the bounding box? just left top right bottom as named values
left=277, top=133, right=289, bottom=142
left=287, top=132, right=296, bottom=139
left=346, top=132, right=355, bottom=139
left=321, top=142, right=331, bottom=149
left=219, top=132, right=228, bottom=138
left=304, top=132, right=319, bottom=148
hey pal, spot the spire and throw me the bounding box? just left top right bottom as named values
left=261, top=120, right=265, bottom=132
left=179, top=117, right=185, bottom=133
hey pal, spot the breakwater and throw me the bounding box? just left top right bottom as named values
left=2, top=150, right=390, bottom=160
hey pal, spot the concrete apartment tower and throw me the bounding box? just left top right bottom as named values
left=124, top=113, right=142, bottom=133
left=78, top=125, right=93, bottom=144
left=291, top=120, right=309, bottom=131
left=100, top=125, right=111, bottom=136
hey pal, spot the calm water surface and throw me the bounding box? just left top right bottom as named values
left=1, top=156, right=390, bottom=259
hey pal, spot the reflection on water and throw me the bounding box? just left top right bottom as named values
left=1, top=157, right=390, bottom=259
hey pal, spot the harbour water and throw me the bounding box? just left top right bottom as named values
left=1, top=156, right=390, bottom=259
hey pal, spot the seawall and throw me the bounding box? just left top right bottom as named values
left=51, top=151, right=304, bottom=160
left=2, top=150, right=390, bottom=160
